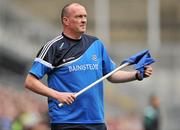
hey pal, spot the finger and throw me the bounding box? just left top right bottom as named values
left=65, top=95, right=76, bottom=105
left=68, top=96, right=75, bottom=103
left=71, top=94, right=76, bottom=100
left=145, top=66, right=152, bottom=71
left=67, top=100, right=73, bottom=105
left=145, top=68, right=152, bottom=75
left=144, top=70, right=152, bottom=77
left=61, top=93, right=76, bottom=105
left=65, top=98, right=72, bottom=105
left=145, top=69, right=152, bottom=74
left=145, top=72, right=150, bottom=77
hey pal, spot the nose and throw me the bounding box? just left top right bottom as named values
left=82, top=16, right=87, bottom=23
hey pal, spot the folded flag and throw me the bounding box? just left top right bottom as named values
left=135, top=52, right=155, bottom=78
left=121, top=49, right=155, bottom=79
left=121, top=49, right=149, bottom=65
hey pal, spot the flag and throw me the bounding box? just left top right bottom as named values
left=122, top=49, right=155, bottom=78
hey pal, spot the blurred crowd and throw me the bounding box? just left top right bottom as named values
left=107, top=113, right=143, bottom=130
left=0, top=85, right=50, bottom=130
left=0, top=85, right=158, bottom=130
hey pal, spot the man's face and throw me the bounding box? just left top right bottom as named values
left=65, top=4, right=87, bottom=34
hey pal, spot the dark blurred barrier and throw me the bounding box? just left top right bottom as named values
left=0, top=47, right=28, bottom=74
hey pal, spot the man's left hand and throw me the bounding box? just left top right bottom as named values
left=144, top=65, right=153, bottom=78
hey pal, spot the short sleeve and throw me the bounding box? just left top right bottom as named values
left=101, top=42, right=116, bottom=75
left=29, top=43, right=55, bottom=79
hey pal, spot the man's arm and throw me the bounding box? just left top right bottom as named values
left=107, top=66, right=153, bottom=83
left=24, top=74, right=76, bottom=105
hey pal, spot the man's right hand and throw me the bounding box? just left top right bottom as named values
left=25, top=74, right=76, bottom=105
left=57, top=92, right=76, bottom=105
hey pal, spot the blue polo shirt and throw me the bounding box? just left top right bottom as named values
left=29, top=33, right=116, bottom=124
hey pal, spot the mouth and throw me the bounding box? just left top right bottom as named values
left=80, top=25, right=86, bottom=29
left=80, top=24, right=86, bottom=27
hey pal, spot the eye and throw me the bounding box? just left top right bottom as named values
left=82, top=15, right=87, bottom=18
left=76, top=15, right=87, bottom=18
left=78, top=15, right=83, bottom=18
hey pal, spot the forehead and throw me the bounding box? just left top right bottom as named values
left=67, top=4, right=87, bottom=16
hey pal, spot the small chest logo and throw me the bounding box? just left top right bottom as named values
left=92, top=55, right=97, bottom=61
left=63, top=57, right=75, bottom=62
left=59, top=42, right=64, bottom=50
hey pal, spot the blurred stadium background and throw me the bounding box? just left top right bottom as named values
left=0, top=0, right=180, bottom=130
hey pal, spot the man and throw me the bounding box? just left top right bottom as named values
left=25, top=3, right=153, bottom=130
left=144, top=95, right=160, bottom=130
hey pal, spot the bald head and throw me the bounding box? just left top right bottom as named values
left=61, top=3, right=87, bottom=39
left=61, top=3, right=85, bottom=24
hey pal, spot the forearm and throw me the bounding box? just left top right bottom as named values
left=107, top=70, right=137, bottom=83
left=24, top=74, right=59, bottom=99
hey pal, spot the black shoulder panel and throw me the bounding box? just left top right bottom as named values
left=51, top=34, right=98, bottom=67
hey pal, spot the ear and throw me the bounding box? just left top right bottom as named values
left=63, top=17, right=69, bottom=25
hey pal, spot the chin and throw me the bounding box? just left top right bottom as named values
left=80, top=27, right=86, bottom=32
left=79, top=30, right=86, bottom=34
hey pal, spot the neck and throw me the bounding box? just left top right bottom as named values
left=63, top=30, right=82, bottom=40
left=62, top=33, right=82, bottom=41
